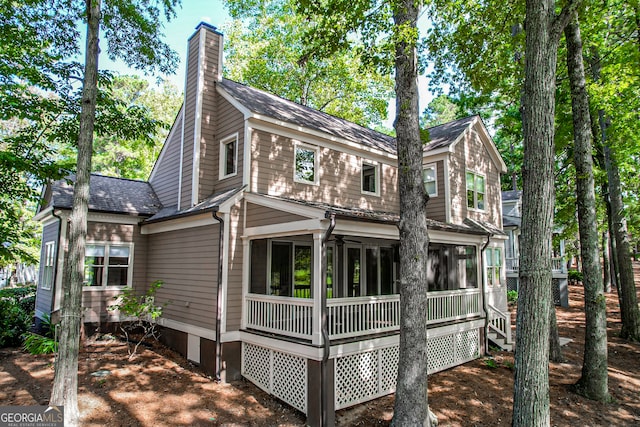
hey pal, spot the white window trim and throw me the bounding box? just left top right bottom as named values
left=293, top=141, right=320, bottom=186
left=219, top=132, right=239, bottom=180
left=466, top=170, right=486, bottom=212
left=423, top=163, right=438, bottom=197
left=361, top=160, right=380, bottom=196
left=83, top=241, right=134, bottom=290
left=41, top=241, right=55, bottom=290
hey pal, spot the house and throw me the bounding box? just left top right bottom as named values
left=502, top=189, right=569, bottom=307
left=33, top=22, right=512, bottom=425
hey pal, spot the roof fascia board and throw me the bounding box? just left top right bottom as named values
left=249, top=119, right=396, bottom=164
left=244, top=193, right=323, bottom=219
left=148, top=104, right=184, bottom=182
left=217, top=188, right=246, bottom=214
left=33, top=206, right=53, bottom=222
left=428, top=229, right=487, bottom=245
left=243, top=218, right=326, bottom=239
left=141, top=212, right=218, bottom=234
left=333, top=220, right=399, bottom=240
left=423, top=145, right=456, bottom=157
left=87, top=212, right=143, bottom=225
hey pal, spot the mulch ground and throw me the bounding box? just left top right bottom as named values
left=1, top=267, right=639, bottom=426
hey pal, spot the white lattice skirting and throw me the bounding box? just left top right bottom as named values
left=242, top=343, right=308, bottom=414
left=334, top=327, right=481, bottom=410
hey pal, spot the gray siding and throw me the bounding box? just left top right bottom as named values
left=225, top=202, right=244, bottom=331
left=449, top=129, right=502, bottom=227
left=179, top=33, right=200, bottom=209
left=149, top=110, right=183, bottom=207
left=146, top=225, right=219, bottom=330
left=245, top=203, right=307, bottom=228
left=251, top=129, right=399, bottom=213
left=83, top=222, right=147, bottom=323
left=425, top=160, right=446, bottom=222
left=35, top=221, right=60, bottom=317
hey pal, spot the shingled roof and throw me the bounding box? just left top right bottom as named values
left=218, top=78, right=397, bottom=155
left=423, top=115, right=478, bottom=152
left=48, top=174, right=161, bottom=216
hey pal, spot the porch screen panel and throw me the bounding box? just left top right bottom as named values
left=250, top=239, right=268, bottom=294
left=380, top=247, right=394, bottom=295
left=365, top=248, right=378, bottom=296
left=326, top=246, right=334, bottom=298
left=271, top=242, right=291, bottom=296
left=456, top=246, right=478, bottom=289
left=294, top=245, right=311, bottom=298
left=347, top=247, right=361, bottom=297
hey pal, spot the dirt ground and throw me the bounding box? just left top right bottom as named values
left=1, top=272, right=639, bottom=426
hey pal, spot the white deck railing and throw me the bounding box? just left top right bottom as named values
left=506, top=257, right=566, bottom=274
left=245, top=289, right=484, bottom=341
left=245, top=294, right=314, bottom=340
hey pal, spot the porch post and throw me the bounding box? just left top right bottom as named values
left=312, top=232, right=323, bottom=346
left=241, top=237, right=250, bottom=330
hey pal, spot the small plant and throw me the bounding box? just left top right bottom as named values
left=568, top=269, right=583, bottom=284
left=507, top=290, right=518, bottom=304
left=22, top=314, right=58, bottom=355
left=108, top=280, right=166, bottom=359
left=483, top=357, right=499, bottom=369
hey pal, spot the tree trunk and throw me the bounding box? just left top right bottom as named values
left=549, top=301, right=563, bottom=362
left=604, top=144, right=640, bottom=341
left=603, top=231, right=611, bottom=293
left=513, top=0, right=579, bottom=424
left=49, top=1, right=100, bottom=425
left=565, top=15, right=610, bottom=401
left=391, top=1, right=432, bottom=426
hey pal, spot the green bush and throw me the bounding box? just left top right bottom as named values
left=507, top=290, right=518, bottom=303
left=22, top=314, right=58, bottom=355
left=568, top=269, right=583, bottom=283
left=0, top=285, right=36, bottom=348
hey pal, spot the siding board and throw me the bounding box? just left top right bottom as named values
left=35, top=222, right=59, bottom=317
left=150, top=111, right=183, bottom=207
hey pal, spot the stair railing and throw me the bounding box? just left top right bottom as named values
left=487, top=304, right=512, bottom=345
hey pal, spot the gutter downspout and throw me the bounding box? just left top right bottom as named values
left=212, top=210, right=224, bottom=381
left=321, top=211, right=336, bottom=426
left=481, top=233, right=492, bottom=355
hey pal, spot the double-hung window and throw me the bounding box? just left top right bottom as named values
left=362, top=161, right=379, bottom=195
left=423, top=164, right=437, bottom=197
left=41, top=241, right=56, bottom=290
left=466, top=171, right=485, bottom=210
left=84, top=243, right=132, bottom=288
left=219, top=133, right=238, bottom=179
left=486, top=247, right=502, bottom=287
left=294, top=143, right=319, bottom=185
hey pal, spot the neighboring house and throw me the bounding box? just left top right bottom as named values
left=501, top=189, right=569, bottom=307
left=34, top=23, right=513, bottom=424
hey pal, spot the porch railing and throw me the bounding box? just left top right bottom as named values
left=487, top=304, right=512, bottom=344
left=245, top=294, right=314, bottom=340
left=245, top=289, right=483, bottom=341
left=506, top=257, right=566, bottom=274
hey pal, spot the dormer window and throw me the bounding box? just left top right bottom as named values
left=219, top=133, right=238, bottom=179
left=294, top=142, right=319, bottom=185
left=423, top=164, right=437, bottom=197
left=361, top=161, right=379, bottom=195
left=466, top=171, right=485, bottom=211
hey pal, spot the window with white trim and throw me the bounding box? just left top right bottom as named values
left=41, top=241, right=55, bottom=290
left=486, top=247, right=502, bottom=287
left=294, top=143, right=319, bottom=184
left=84, top=243, right=132, bottom=287
left=361, top=161, right=379, bottom=195
left=423, top=164, right=437, bottom=197
left=219, top=133, right=238, bottom=179
left=466, top=171, right=485, bottom=210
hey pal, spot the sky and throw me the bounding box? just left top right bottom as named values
left=102, top=0, right=435, bottom=128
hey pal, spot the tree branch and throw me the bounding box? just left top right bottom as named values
left=551, top=0, right=583, bottom=42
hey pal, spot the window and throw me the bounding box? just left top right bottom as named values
left=219, top=134, right=238, bottom=179
left=269, top=242, right=312, bottom=298
left=423, top=164, right=437, bottom=196
left=84, top=243, right=132, bottom=287
left=466, top=171, right=485, bottom=210
left=362, top=162, right=379, bottom=195
left=486, top=247, right=502, bottom=287
left=294, top=143, right=318, bottom=184
left=41, top=241, right=56, bottom=290
left=427, top=244, right=478, bottom=291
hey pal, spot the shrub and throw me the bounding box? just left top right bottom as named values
left=108, top=281, right=166, bottom=359
left=22, top=315, right=58, bottom=355
left=568, top=269, right=583, bottom=283
left=0, top=285, right=36, bottom=348
left=507, top=290, right=518, bottom=304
